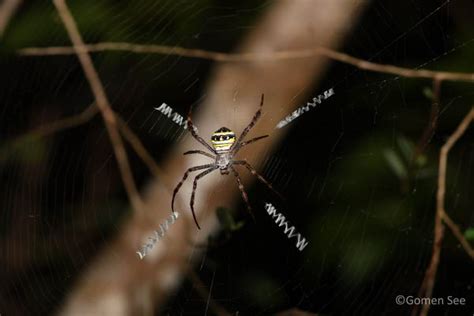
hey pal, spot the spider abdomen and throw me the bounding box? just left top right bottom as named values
left=211, top=127, right=236, bottom=152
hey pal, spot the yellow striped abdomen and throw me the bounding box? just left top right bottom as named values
left=211, top=127, right=236, bottom=152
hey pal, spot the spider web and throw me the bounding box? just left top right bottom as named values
left=1, top=0, right=474, bottom=315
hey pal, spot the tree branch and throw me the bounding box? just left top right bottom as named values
left=0, top=103, right=97, bottom=156
left=19, top=42, right=474, bottom=83
left=52, top=0, right=144, bottom=214
left=115, top=114, right=174, bottom=191
left=413, top=79, right=442, bottom=163
left=415, top=107, right=474, bottom=316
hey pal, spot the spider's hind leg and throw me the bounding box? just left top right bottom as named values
left=190, top=167, right=218, bottom=229
left=172, top=164, right=215, bottom=214
left=233, top=160, right=284, bottom=201
left=230, top=166, right=255, bottom=221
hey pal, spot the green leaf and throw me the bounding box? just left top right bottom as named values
left=414, top=154, right=428, bottom=168
left=231, top=221, right=245, bottom=232
left=423, top=86, right=434, bottom=100
left=396, top=136, right=414, bottom=163
left=0, top=136, right=47, bottom=165
left=383, top=148, right=407, bottom=179
left=464, top=228, right=474, bottom=241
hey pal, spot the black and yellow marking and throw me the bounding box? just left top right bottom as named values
left=211, top=127, right=236, bottom=151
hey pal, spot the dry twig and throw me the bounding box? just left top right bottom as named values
left=413, top=79, right=442, bottom=162
left=115, top=115, right=175, bottom=191
left=1, top=103, right=97, bottom=151
left=18, top=42, right=474, bottom=83
left=416, top=107, right=474, bottom=316
left=52, top=0, right=144, bottom=214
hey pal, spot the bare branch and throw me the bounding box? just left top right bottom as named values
left=441, top=211, right=474, bottom=259
left=416, top=107, right=474, bottom=316
left=52, top=0, right=144, bottom=214
left=0, top=103, right=97, bottom=155
left=19, top=42, right=474, bottom=83
left=413, top=79, right=442, bottom=162
left=115, top=114, right=175, bottom=191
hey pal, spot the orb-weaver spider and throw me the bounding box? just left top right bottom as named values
left=171, top=94, right=281, bottom=229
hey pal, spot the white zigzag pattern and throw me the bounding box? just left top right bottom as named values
left=137, top=212, right=179, bottom=259
left=265, top=203, right=309, bottom=251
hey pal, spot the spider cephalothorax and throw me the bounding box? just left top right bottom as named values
left=172, top=94, right=282, bottom=229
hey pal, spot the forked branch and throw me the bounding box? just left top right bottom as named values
left=416, top=107, right=474, bottom=316
left=52, top=0, right=144, bottom=214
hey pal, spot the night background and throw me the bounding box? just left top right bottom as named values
left=1, top=0, right=474, bottom=315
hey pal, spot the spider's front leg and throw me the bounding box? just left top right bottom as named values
left=232, top=94, right=265, bottom=150
left=232, top=135, right=269, bottom=154
left=186, top=104, right=217, bottom=154
left=172, top=164, right=216, bottom=213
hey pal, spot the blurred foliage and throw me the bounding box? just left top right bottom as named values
left=216, top=206, right=245, bottom=232
left=465, top=228, right=474, bottom=241
left=0, top=136, right=48, bottom=165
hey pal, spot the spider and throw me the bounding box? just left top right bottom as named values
left=171, top=94, right=281, bottom=229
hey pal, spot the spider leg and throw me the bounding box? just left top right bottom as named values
left=233, top=160, right=284, bottom=200
left=232, top=135, right=269, bottom=154
left=230, top=166, right=255, bottom=221
left=233, top=94, right=264, bottom=149
left=190, top=167, right=218, bottom=229
left=186, top=104, right=216, bottom=153
left=172, top=164, right=216, bottom=214
left=183, top=150, right=216, bottom=159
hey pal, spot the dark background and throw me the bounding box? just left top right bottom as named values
left=1, top=0, right=474, bottom=315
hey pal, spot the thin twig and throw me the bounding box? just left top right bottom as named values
left=441, top=211, right=474, bottom=259
left=52, top=0, right=144, bottom=214
left=413, top=79, right=442, bottom=162
left=0, top=102, right=169, bottom=186
left=0, top=104, right=170, bottom=193
left=416, top=107, right=474, bottom=316
left=115, top=114, right=174, bottom=191
left=18, top=42, right=474, bottom=83
left=1, top=103, right=97, bottom=154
